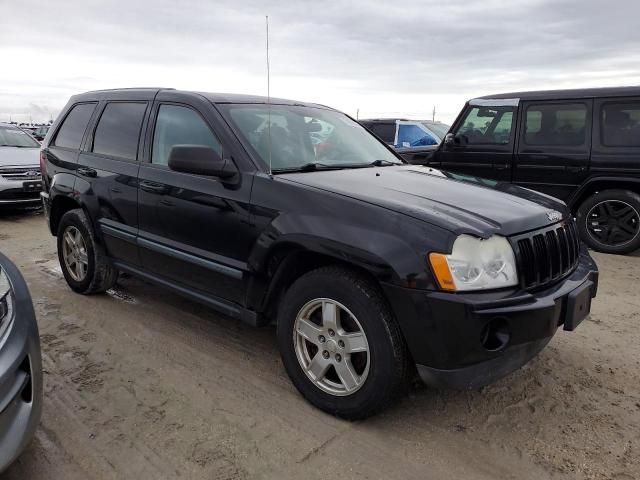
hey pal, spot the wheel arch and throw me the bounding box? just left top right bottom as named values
left=246, top=238, right=398, bottom=323
left=49, top=193, right=82, bottom=236
left=569, top=176, right=640, bottom=211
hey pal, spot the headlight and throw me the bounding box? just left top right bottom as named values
left=429, top=235, right=518, bottom=291
left=0, top=266, right=13, bottom=337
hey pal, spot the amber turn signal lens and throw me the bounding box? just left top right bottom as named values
left=428, top=253, right=456, bottom=291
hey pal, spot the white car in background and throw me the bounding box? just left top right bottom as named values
left=0, top=123, right=42, bottom=207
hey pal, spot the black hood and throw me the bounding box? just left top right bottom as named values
left=279, top=165, right=569, bottom=237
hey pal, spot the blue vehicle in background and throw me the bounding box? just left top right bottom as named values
left=359, top=118, right=450, bottom=163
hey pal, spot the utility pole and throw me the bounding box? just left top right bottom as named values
left=356, top=108, right=359, bottom=120
left=432, top=106, right=436, bottom=121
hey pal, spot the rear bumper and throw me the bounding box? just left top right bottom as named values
left=383, top=247, right=598, bottom=389
left=0, top=254, right=43, bottom=472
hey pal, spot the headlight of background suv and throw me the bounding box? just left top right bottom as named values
left=429, top=235, right=518, bottom=291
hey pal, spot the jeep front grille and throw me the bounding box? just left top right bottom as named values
left=512, top=220, right=581, bottom=289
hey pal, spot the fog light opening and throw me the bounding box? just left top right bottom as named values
left=481, top=317, right=510, bottom=351
left=19, top=356, right=33, bottom=403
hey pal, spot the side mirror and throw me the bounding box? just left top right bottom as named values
left=168, top=145, right=237, bottom=179
left=444, top=133, right=455, bottom=147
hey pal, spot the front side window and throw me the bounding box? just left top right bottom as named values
left=396, top=123, right=437, bottom=147
left=0, top=126, right=40, bottom=148
left=456, top=106, right=514, bottom=145
left=151, top=105, right=222, bottom=166
left=601, top=102, right=640, bottom=147
left=524, top=103, right=587, bottom=146
left=92, top=102, right=147, bottom=160
left=53, top=103, right=96, bottom=150
left=223, top=104, right=401, bottom=171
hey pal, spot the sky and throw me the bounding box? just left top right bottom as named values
left=1, top=0, right=640, bottom=125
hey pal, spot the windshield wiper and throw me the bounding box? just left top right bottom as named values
left=369, top=159, right=402, bottom=166
left=272, top=162, right=348, bottom=174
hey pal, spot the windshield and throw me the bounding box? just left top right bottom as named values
left=0, top=126, right=40, bottom=148
left=421, top=121, right=450, bottom=140
left=222, top=104, right=402, bottom=171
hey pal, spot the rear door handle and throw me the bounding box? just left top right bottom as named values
left=494, top=164, right=510, bottom=171
left=139, top=180, right=168, bottom=194
left=77, top=167, right=97, bottom=178
left=567, top=166, right=586, bottom=173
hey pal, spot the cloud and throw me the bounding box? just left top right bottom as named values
left=1, top=0, right=640, bottom=123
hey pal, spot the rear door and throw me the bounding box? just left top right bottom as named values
left=136, top=92, right=254, bottom=305
left=514, top=100, right=592, bottom=200
left=78, top=94, right=152, bottom=266
left=436, top=102, right=516, bottom=179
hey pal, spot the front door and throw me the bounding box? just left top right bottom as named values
left=436, top=103, right=516, bottom=181
left=137, top=96, right=254, bottom=305
left=513, top=100, right=592, bottom=201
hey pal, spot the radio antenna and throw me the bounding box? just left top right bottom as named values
left=266, top=15, right=272, bottom=176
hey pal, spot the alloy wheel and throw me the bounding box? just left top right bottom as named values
left=586, top=200, right=640, bottom=247
left=62, top=226, right=89, bottom=282
left=293, top=298, right=370, bottom=396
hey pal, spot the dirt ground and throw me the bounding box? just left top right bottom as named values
left=0, top=209, right=638, bottom=480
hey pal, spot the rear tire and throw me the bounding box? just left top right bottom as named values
left=576, top=189, right=640, bottom=255
left=57, top=209, right=118, bottom=294
left=277, top=266, right=409, bottom=420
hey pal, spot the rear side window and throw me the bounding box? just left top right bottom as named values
left=53, top=103, right=96, bottom=150
left=601, top=102, right=640, bottom=147
left=92, top=102, right=147, bottom=160
left=367, top=123, right=396, bottom=143
left=152, top=104, right=222, bottom=166
left=524, top=104, right=587, bottom=146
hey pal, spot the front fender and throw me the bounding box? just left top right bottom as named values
left=248, top=212, right=438, bottom=288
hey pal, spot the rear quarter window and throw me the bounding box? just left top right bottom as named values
left=53, top=103, right=97, bottom=150
left=601, top=102, right=640, bottom=147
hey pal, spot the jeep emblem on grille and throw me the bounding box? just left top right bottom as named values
left=547, top=211, right=562, bottom=222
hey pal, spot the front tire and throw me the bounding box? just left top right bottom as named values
left=57, top=209, right=118, bottom=294
left=277, top=266, right=409, bottom=420
left=576, top=189, right=640, bottom=255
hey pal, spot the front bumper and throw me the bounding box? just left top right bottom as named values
left=383, top=247, right=598, bottom=390
left=0, top=253, right=42, bottom=472
left=0, top=180, right=42, bottom=206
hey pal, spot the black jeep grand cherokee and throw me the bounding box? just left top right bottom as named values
left=40, top=89, right=598, bottom=419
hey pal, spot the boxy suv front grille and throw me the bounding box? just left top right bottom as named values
left=512, top=220, right=581, bottom=289
left=0, top=167, right=41, bottom=181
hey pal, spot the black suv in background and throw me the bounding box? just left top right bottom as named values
left=428, top=87, right=640, bottom=254
left=40, top=88, right=598, bottom=418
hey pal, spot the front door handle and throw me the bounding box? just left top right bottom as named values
left=567, top=166, right=586, bottom=173
left=139, top=180, right=169, bottom=194
left=77, top=167, right=97, bottom=178
left=494, top=164, right=510, bottom=171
